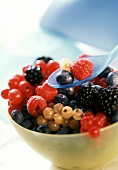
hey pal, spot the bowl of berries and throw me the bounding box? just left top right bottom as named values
left=1, top=55, right=118, bottom=170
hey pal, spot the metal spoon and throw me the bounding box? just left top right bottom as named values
left=48, top=45, right=118, bottom=88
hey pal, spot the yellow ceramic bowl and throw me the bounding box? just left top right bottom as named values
left=9, top=114, right=118, bottom=170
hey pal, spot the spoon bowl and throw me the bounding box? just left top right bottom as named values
left=48, top=45, right=118, bottom=88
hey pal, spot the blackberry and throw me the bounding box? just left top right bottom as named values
left=96, top=87, right=118, bottom=115
left=76, top=85, right=99, bottom=109
left=35, top=56, right=53, bottom=63
left=25, top=65, right=43, bottom=86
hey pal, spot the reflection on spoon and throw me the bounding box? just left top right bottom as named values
left=48, top=45, right=118, bottom=88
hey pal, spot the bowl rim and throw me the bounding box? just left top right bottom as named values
left=8, top=113, right=118, bottom=138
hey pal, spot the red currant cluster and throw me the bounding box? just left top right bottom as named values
left=1, top=59, right=60, bottom=115
left=80, top=112, right=108, bottom=138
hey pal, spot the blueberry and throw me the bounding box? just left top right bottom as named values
left=21, top=119, right=33, bottom=129
left=111, top=110, right=118, bottom=123
left=22, top=104, right=33, bottom=120
left=98, top=66, right=112, bottom=78
left=36, top=124, right=51, bottom=134
left=56, top=70, right=74, bottom=85
left=69, top=100, right=79, bottom=110
left=56, top=127, right=70, bottom=134
left=106, top=71, right=118, bottom=87
left=58, top=87, right=74, bottom=97
left=11, top=110, right=24, bottom=124
left=54, top=94, right=69, bottom=106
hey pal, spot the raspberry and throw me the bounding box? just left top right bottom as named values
left=70, top=59, right=94, bottom=80
left=27, top=95, right=47, bottom=117
left=36, top=82, right=58, bottom=102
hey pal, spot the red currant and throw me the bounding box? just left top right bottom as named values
left=96, top=112, right=107, bottom=126
left=8, top=104, right=22, bottom=115
left=8, top=76, right=21, bottom=89
left=8, top=89, right=23, bottom=105
left=80, top=116, right=93, bottom=130
left=82, top=111, right=94, bottom=119
left=1, top=88, right=10, bottom=99
left=19, top=80, right=34, bottom=98
left=88, top=126, right=100, bottom=138
left=47, top=60, right=60, bottom=75
left=92, top=116, right=104, bottom=128
left=22, top=63, right=30, bottom=74
left=35, top=60, right=47, bottom=75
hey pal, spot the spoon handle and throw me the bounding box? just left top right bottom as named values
left=108, top=44, right=118, bottom=63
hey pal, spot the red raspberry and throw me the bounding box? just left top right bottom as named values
left=70, top=59, right=94, bottom=80
left=36, top=82, right=58, bottom=102
left=27, top=95, right=47, bottom=117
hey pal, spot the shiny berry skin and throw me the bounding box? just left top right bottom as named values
left=56, top=127, right=70, bottom=134
left=59, top=58, right=72, bottom=71
left=1, top=88, right=10, bottom=99
left=56, top=70, right=74, bottom=85
left=53, top=113, right=63, bottom=124
left=54, top=94, right=69, bottom=106
left=92, top=116, right=104, bottom=128
left=22, top=63, right=30, bottom=74
left=68, top=118, right=79, bottom=129
left=35, top=60, right=47, bottom=75
left=8, top=76, right=21, bottom=89
left=19, top=80, right=34, bottom=98
left=27, top=95, right=47, bottom=117
left=48, top=120, right=60, bottom=132
left=11, top=109, right=24, bottom=124
left=53, top=103, right=64, bottom=114
left=88, top=126, right=100, bottom=138
left=37, top=115, right=48, bottom=125
left=98, top=66, right=112, bottom=78
left=73, top=108, right=83, bottom=120
left=61, top=106, right=73, bottom=119
left=36, top=124, right=51, bottom=134
left=80, top=116, right=93, bottom=130
left=106, top=71, right=118, bottom=87
left=8, top=89, right=23, bottom=105
left=70, top=59, right=94, bottom=80
left=21, top=119, right=33, bottom=129
left=8, top=104, right=22, bottom=115
left=43, top=107, right=54, bottom=120
left=96, top=112, right=107, bottom=125
left=47, top=60, right=60, bottom=75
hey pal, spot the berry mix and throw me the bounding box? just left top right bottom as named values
left=1, top=54, right=118, bottom=138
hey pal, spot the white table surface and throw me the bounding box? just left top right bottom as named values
left=1, top=1, right=118, bottom=170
